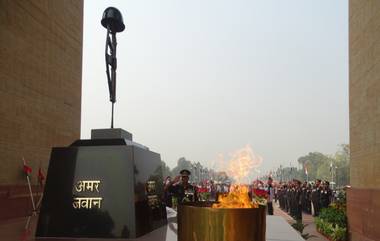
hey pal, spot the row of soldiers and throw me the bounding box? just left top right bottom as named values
left=277, top=179, right=332, bottom=220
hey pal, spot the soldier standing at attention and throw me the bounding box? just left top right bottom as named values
left=311, top=179, right=321, bottom=216
left=294, top=179, right=302, bottom=221
left=301, top=182, right=307, bottom=213
left=286, top=182, right=292, bottom=214
left=306, top=183, right=312, bottom=214
left=267, top=177, right=275, bottom=215
left=283, top=184, right=288, bottom=212
left=290, top=182, right=296, bottom=217
left=320, top=181, right=332, bottom=209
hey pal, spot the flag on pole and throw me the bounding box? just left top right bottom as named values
left=304, top=164, right=308, bottom=175
left=330, top=162, right=333, bottom=173
left=23, top=158, right=32, bottom=176
left=38, top=167, right=45, bottom=186
left=21, top=157, right=37, bottom=241
left=22, top=157, right=36, bottom=211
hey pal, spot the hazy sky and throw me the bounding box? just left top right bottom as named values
left=81, top=0, right=348, bottom=175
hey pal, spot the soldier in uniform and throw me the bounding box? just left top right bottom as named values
left=284, top=184, right=289, bottom=212
left=290, top=182, right=296, bottom=217
left=305, top=183, right=312, bottom=214
left=267, top=177, right=275, bottom=215
left=294, top=179, right=302, bottom=221
left=311, top=179, right=321, bottom=216
left=320, top=181, right=332, bottom=209
left=301, top=182, right=307, bottom=213
left=279, top=184, right=285, bottom=210
left=286, top=182, right=292, bottom=214
left=167, top=169, right=198, bottom=204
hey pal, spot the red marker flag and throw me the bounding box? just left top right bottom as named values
left=38, top=167, right=45, bottom=186
left=23, top=163, right=32, bottom=176
left=22, top=157, right=36, bottom=212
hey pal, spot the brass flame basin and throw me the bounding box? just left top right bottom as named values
left=178, top=203, right=266, bottom=241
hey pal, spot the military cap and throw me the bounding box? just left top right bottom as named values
left=180, top=169, right=191, bottom=176
left=293, top=179, right=301, bottom=184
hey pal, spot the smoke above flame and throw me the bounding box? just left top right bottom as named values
left=211, top=145, right=264, bottom=209
left=225, top=145, right=263, bottom=183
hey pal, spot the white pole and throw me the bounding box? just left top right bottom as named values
left=23, top=158, right=36, bottom=213
left=24, top=215, right=31, bottom=230
left=26, top=176, right=36, bottom=212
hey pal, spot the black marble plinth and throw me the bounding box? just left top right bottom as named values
left=36, top=137, right=167, bottom=239
left=91, top=128, right=133, bottom=140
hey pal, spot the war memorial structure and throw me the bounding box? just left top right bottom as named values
left=35, top=7, right=167, bottom=239
left=1, top=1, right=380, bottom=241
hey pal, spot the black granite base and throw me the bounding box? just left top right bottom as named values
left=36, top=138, right=167, bottom=238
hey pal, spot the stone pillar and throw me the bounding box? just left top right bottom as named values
left=348, top=1, right=380, bottom=240
left=0, top=0, right=83, bottom=219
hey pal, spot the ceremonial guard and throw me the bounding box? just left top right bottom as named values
left=267, top=177, right=274, bottom=215
left=286, top=184, right=291, bottom=214
left=294, top=179, right=302, bottom=221
left=305, top=183, right=312, bottom=214
left=301, top=182, right=307, bottom=213
left=283, top=184, right=289, bottom=212
left=279, top=184, right=285, bottom=210
left=167, top=169, right=198, bottom=205
left=290, top=183, right=296, bottom=217
left=320, top=181, right=332, bottom=209
left=311, top=179, right=321, bottom=216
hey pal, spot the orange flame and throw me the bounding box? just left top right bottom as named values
left=212, top=185, right=258, bottom=208
left=211, top=145, right=263, bottom=208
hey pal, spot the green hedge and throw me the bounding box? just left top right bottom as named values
left=315, top=207, right=347, bottom=241
left=315, top=217, right=347, bottom=241
left=318, top=207, right=347, bottom=228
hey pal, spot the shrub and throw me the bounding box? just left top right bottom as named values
left=319, top=207, right=347, bottom=228
left=331, top=225, right=347, bottom=241
left=315, top=191, right=348, bottom=241
left=315, top=217, right=347, bottom=241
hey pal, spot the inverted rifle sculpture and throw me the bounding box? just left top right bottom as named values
left=102, top=7, right=125, bottom=128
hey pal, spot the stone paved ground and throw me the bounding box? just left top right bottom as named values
left=273, top=202, right=329, bottom=241
left=1, top=204, right=329, bottom=241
